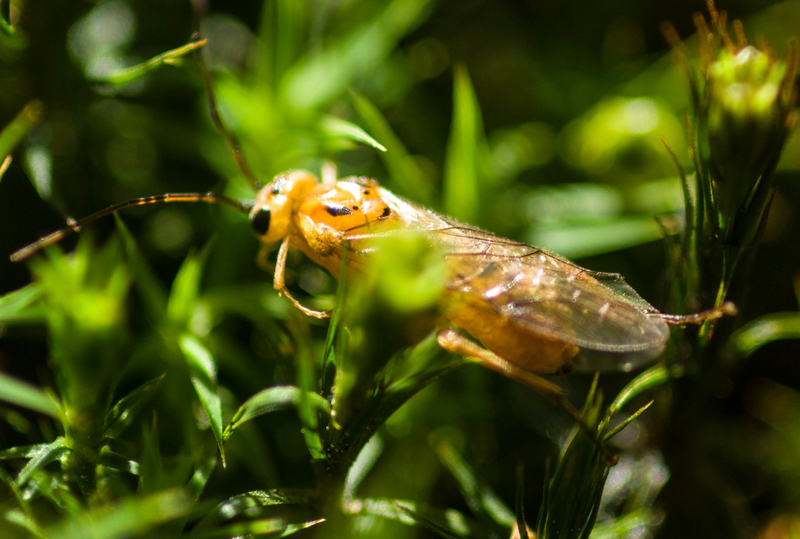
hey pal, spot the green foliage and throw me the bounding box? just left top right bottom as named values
left=1, top=1, right=799, bottom=539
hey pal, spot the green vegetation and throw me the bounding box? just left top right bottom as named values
left=1, top=1, right=799, bottom=538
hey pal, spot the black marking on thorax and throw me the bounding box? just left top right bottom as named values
left=325, top=204, right=354, bottom=217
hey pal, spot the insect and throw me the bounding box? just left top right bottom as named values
left=10, top=166, right=729, bottom=401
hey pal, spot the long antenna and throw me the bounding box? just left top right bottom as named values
left=192, top=31, right=262, bottom=192
left=10, top=193, right=252, bottom=262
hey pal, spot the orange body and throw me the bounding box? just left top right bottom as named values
left=249, top=171, right=670, bottom=375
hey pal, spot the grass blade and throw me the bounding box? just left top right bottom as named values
left=349, top=89, right=432, bottom=203
left=224, top=385, right=331, bottom=441
left=104, top=373, right=166, bottom=438
left=15, top=437, right=69, bottom=487
left=0, top=371, right=60, bottom=418
left=179, top=335, right=225, bottom=464
left=0, top=100, right=44, bottom=162
left=443, top=64, right=486, bottom=224
left=319, top=116, right=387, bottom=152
left=47, top=487, right=192, bottom=539
left=92, top=40, right=207, bottom=85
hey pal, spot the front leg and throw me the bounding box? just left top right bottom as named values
left=273, top=237, right=332, bottom=319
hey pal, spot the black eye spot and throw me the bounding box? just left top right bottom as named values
left=250, top=208, right=271, bottom=236
left=380, top=207, right=392, bottom=218
left=363, top=189, right=371, bottom=195
left=271, top=187, right=280, bottom=195
left=352, top=205, right=359, bottom=210
left=325, top=205, right=353, bottom=217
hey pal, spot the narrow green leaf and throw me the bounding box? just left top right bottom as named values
left=280, top=0, right=433, bottom=111
left=0, top=284, right=43, bottom=324
left=0, top=371, right=60, bottom=418
left=29, top=468, right=83, bottom=514
left=603, top=401, right=654, bottom=442
left=225, top=386, right=331, bottom=441
left=0, top=444, right=50, bottom=460
left=321, top=248, right=349, bottom=400
left=97, top=450, right=140, bottom=475
left=443, top=64, right=485, bottom=224
left=726, top=312, right=800, bottom=358
left=528, top=217, right=667, bottom=260
left=344, top=434, right=383, bottom=500
left=0, top=155, right=11, bottom=183
left=104, top=374, right=166, bottom=438
left=0, top=456, right=31, bottom=514
left=350, top=89, right=432, bottom=203
left=3, top=508, right=46, bottom=538
left=15, top=437, right=69, bottom=487
left=194, top=490, right=313, bottom=530
left=287, top=316, right=326, bottom=461
left=188, top=517, right=325, bottom=539
left=137, top=419, right=164, bottom=495
left=537, top=376, right=608, bottom=539
left=169, top=454, right=219, bottom=534
left=179, top=334, right=225, bottom=463
left=319, top=116, right=386, bottom=152
left=47, top=487, right=192, bottom=539
left=187, top=455, right=218, bottom=505
left=115, top=215, right=168, bottom=324
left=602, top=365, right=669, bottom=426
left=168, top=244, right=212, bottom=329
left=0, top=100, right=44, bottom=162
left=434, top=439, right=515, bottom=529
left=256, top=0, right=307, bottom=89
left=92, top=40, right=207, bottom=85
left=395, top=503, right=463, bottom=539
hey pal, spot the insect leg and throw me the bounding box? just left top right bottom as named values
left=273, top=237, right=332, bottom=319
left=436, top=328, right=618, bottom=466
left=658, top=301, right=738, bottom=325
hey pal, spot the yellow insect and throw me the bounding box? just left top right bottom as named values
left=10, top=166, right=727, bottom=406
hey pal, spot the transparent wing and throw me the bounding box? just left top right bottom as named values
left=353, top=189, right=670, bottom=359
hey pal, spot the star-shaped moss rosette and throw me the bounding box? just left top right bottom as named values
left=662, top=0, right=798, bottom=325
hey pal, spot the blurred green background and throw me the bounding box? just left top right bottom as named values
left=1, top=1, right=800, bottom=538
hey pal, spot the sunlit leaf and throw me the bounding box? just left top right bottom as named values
left=528, top=217, right=667, bottom=260
left=347, top=499, right=476, bottom=537
left=194, top=489, right=313, bottom=530
left=0, top=155, right=11, bottom=183
left=349, top=89, right=432, bottom=203
left=0, top=284, right=43, bottom=324
left=319, top=116, right=386, bottom=152
left=0, top=100, right=43, bottom=164
left=46, top=487, right=192, bottom=539
left=97, top=449, right=140, bottom=476
left=225, top=385, right=331, bottom=442
left=443, top=64, right=486, bottom=224
left=279, top=0, right=433, bottom=111
left=434, top=439, right=515, bottom=531
left=601, top=365, right=669, bottom=427
left=343, top=434, right=383, bottom=500
left=167, top=244, right=212, bottom=329
left=115, top=215, right=168, bottom=324
left=725, top=312, right=800, bottom=359
left=179, top=334, right=225, bottom=462
left=14, top=437, right=69, bottom=487
left=395, top=503, right=463, bottom=539
left=0, top=371, right=60, bottom=418
left=92, top=40, right=207, bottom=85
left=104, top=373, right=166, bottom=438
left=187, top=517, right=325, bottom=539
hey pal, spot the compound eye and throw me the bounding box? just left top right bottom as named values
left=250, top=208, right=272, bottom=236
